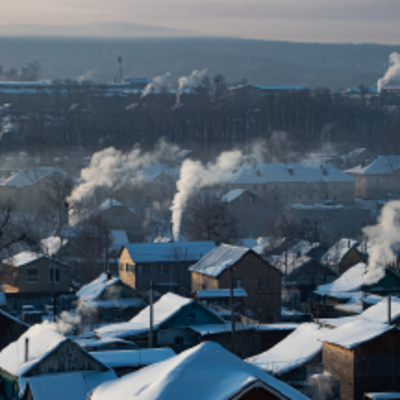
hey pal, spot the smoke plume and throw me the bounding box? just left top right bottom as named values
left=171, top=149, right=242, bottom=241
left=141, top=72, right=172, bottom=98
left=363, top=200, right=400, bottom=284
left=176, top=69, right=208, bottom=105
left=69, top=139, right=180, bottom=206
left=377, top=52, right=400, bottom=93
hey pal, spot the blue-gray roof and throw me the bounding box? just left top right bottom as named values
left=122, top=241, right=216, bottom=263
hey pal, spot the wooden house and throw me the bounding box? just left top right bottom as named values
left=96, top=292, right=226, bottom=352
left=189, top=244, right=282, bottom=322
left=322, top=319, right=400, bottom=400
left=89, top=341, right=309, bottom=400
left=0, top=309, right=28, bottom=350
left=320, top=238, right=364, bottom=274
left=1, top=249, right=72, bottom=313
left=0, top=323, right=116, bottom=400
left=77, top=272, right=146, bottom=322
left=118, top=241, right=216, bottom=294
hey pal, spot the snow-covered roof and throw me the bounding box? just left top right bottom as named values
left=98, top=199, right=124, bottom=211
left=320, top=238, right=359, bottom=266
left=21, top=371, right=115, bottom=400
left=315, top=263, right=367, bottom=296
left=3, top=250, right=47, bottom=267
left=1, top=166, right=65, bottom=188
left=227, top=162, right=355, bottom=185
left=90, top=341, right=309, bottom=400
left=77, top=273, right=120, bottom=302
left=268, top=254, right=314, bottom=275
left=122, top=241, right=216, bottom=263
left=188, top=244, right=253, bottom=278
left=221, top=188, right=247, bottom=203
left=345, top=156, right=400, bottom=175
left=90, top=348, right=176, bottom=368
left=322, top=319, right=395, bottom=350
left=0, top=323, right=68, bottom=377
left=247, top=323, right=330, bottom=375
left=96, top=292, right=196, bottom=338
left=321, top=296, right=400, bottom=328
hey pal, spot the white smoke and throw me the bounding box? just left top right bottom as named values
left=141, top=72, right=172, bottom=98
left=69, top=140, right=180, bottom=206
left=176, top=69, right=208, bottom=106
left=377, top=52, right=400, bottom=93
left=77, top=70, right=96, bottom=83
left=171, top=149, right=242, bottom=241
left=363, top=200, right=400, bottom=284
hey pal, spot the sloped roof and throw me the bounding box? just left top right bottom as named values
left=77, top=273, right=120, bottom=302
left=345, top=156, right=400, bottom=175
left=227, top=162, right=355, bottom=185
left=122, top=241, right=216, bottom=263
left=188, top=244, right=253, bottom=278
left=90, top=341, right=309, bottom=400
left=1, top=166, right=65, bottom=188
left=0, top=323, right=68, bottom=377
left=322, top=319, right=395, bottom=350
left=320, top=238, right=359, bottom=266
left=247, top=323, right=330, bottom=375
left=96, top=292, right=221, bottom=339
left=2, top=250, right=67, bottom=268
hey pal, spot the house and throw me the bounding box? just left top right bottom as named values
left=223, top=161, right=356, bottom=215
left=189, top=244, right=282, bottom=322
left=1, top=249, right=71, bottom=313
left=247, top=323, right=330, bottom=392
left=96, top=292, right=226, bottom=352
left=0, top=323, right=116, bottom=400
left=89, top=341, right=309, bottom=400
left=345, top=156, right=400, bottom=199
left=221, top=189, right=266, bottom=237
left=320, top=238, right=364, bottom=274
left=90, top=347, right=176, bottom=377
left=76, top=272, right=146, bottom=323
left=118, top=241, right=216, bottom=294
left=322, top=319, right=400, bottom=400
left=0, top=309, right=28, bottom=350
left=315, top=264, right=400, bottom=317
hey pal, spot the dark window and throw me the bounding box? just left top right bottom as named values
left=49, top=268, right=60, bottom=283
left=26, top=268, right=38, bottom=283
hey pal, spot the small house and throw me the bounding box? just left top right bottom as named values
left=189, top=244, right=282, bottom=322
left=76, top=272, right=146, bottom=323
left=322, top=319, right=400, bottom=400
left=89, top=341, right=309, bottom=400
left=96, top=292, right=225, bottom=352
left=118, top=241, right=216, bottom=294
left=0, top=323, right=116, bottom=400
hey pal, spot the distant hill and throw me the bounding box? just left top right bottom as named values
left=0, top=22, right=204, bottom=39
left=0, top=36, right=397, bottom=90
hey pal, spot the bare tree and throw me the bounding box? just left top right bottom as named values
left=183, top=194, right=238, bottom=244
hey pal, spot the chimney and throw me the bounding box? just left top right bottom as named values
left=25, top=338, right=29, bottom=362
left=106, top=271, right=112, bottom=281
left=388, top=295, right=392, bottom=325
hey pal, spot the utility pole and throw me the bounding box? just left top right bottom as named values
left=149, top=281, right=154, bottom=348
left=229, top=267, right=236, bottom=348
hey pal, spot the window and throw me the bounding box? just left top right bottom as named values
left=158, top=265, right=168, bottom=275
left=49, top=268, right=60, bottom=283
left=26, top=268, right=38, bottom=284
left=233, top=279, right=243, bottom=289
left=127, top=264, right=135, bottom=273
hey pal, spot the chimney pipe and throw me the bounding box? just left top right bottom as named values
left=25, top=338, right=29, bottom=362
left=388, top=295, right=392, bottom=325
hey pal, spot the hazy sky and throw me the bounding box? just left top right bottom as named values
left=2, top=0, right=400, bottom=44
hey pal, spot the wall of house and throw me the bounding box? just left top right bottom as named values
left=1, top=259, right=70, bottom=294
left=118, top=248, right=136, bottom=289
left=25, top=340, right=108, bottom=377
left=323, top=342, right=354, bottom=400
left=191, top=252, right=281, bottom=322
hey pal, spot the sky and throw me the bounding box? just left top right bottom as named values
left=1, top=0, right=400, bottom=44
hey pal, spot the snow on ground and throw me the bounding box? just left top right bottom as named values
left=89, top=341, right=309, bottom=400
left=246, top=323, right=330, bottom=376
